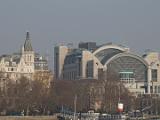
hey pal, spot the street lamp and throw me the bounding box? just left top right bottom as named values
left=73, top=94, right=77, bottom=120
left=26, top=87, right=32, bottom=116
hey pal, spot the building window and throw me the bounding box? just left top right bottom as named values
left=158, top=86, right=160, bottom=93
left=86, top=61, right=93, bottom=78
left=119, top=70, right=135, bottom=83
left=155, top=86, right=157, bottom=93
left=30, top=56, right=32, bottom=61
left=152, top=69, right=157, bottom=81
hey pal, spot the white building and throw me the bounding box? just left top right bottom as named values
left=0, top=32, right=49, bottom=81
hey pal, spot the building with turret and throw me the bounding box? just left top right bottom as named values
left=0, top=32, right=49, bottom=81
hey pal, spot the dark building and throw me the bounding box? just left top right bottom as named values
left=79, top=42, right=97, bottom=52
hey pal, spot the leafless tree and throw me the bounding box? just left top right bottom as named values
left=101, top=70, right=134, bottom=113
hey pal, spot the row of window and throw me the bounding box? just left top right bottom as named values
left=154, top=86, right=160, bottom=93
left=7, top=67, right=33, bottom=73
left=120, top=78, right=135, bottom=83
left=8, top=67, right=16, bottom=72
left=5, top=62, right=16, bottom=66
left=35, top=63, right=48, bottom=67
left=152, top=69, right=157, bottom=81
left=21, top=68, right=33, bottom=73
left=119, top=69, right=158, bottom=81
left=86, top=63, right=93, bottom=78
left=25, top=63, right=33, bottom=66
left=63, top=71, right=77, bottom=80
left=25, top=55, right=32, bottom=62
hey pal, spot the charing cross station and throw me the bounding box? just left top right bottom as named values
left=54, top=42, right=160, bottom=95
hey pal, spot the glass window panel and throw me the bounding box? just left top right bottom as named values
left=152, top=69, right=157, bottom=81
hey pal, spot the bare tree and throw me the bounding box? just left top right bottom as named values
left=53, top=79, right=92, bottom=112
left=101, top=70, right=134, bottom=113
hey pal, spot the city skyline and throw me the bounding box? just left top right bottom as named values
left=1, top=1, right=160, bottom=116
left=0, top=0, right=160, bottom=61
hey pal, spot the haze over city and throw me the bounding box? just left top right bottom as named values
left=0, top=0, right=160, bottom=69
left=1, top=1, right=160, bottom=119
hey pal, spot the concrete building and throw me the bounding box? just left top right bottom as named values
left=54, top=45, right=69, bottom=80
left=54, top=42, right=160, bottom=95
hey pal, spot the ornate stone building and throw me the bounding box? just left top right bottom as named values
left=0, top=32, right=51, bottom=89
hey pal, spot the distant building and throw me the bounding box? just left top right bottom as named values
left=34, top=53, right=48, bottom=71
left=0, top=32, right=49, bottom=81
left=78, top=42, right=97, bottom=52
left=54, top=42, right=160, bottom=95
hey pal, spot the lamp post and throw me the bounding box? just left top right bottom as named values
left=26, top=86, right=32, bottom=116
left=73, top=94, right=77, bottom=120
left=141, top=97, right=144, bottom=119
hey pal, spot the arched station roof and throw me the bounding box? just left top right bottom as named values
left=104, top=52, right=149, bottom=67
left=93, top=43, right=128, bottom=55
left=93, top=44, right=129, bottom=65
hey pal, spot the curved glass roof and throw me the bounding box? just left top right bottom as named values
left=95, top=48, right=123, bottom=65
left=106, top=55, right=148, bottom=82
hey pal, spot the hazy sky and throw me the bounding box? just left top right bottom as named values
left=0, top=0, right=160, bottom=68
